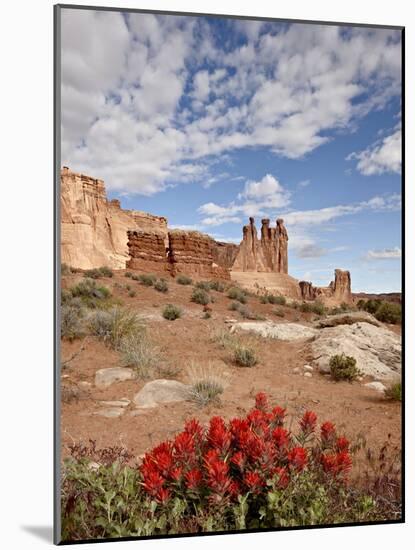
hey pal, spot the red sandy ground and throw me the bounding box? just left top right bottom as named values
left=60, top=271, right=401, bottom=470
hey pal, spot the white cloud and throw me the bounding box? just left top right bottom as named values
left=61, top=11, right=402, bottom=195
left=347, top=128, right=401, bottom=175
left=365, top=247, right=401, bottom=260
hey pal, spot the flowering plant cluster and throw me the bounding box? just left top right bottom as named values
left=139, top=392, right=352, bottom=506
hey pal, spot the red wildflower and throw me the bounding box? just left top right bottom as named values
left=255, top=392, right=269, bottom=412
left=230, top=450, right=246, bottom=470
left=173, top=431, right=195, bottom=460
left=247, top=408, right=267, bottom=429
left=205, top=456, right=231, bottom=494
left=239, top=430, right=265, bottom=462
left=336, top=436, right=350, bottom=452
left=149, top=443, right=173, bottom=476
left=228, top=479, right=241, bottom=498
left=243, top=471, right=264, bottom=493
left=300, top=411, right=317, bottom=435
left=184, top=418, right=204, bottom=443
left=321, top=451, right=352, bottom=479
left=142, top=470, right=165, bottom=496
left=273, top=466, right=290, bottom=489
left=155, top=487, right=170, bottom=504
left=271, top=405, right=286, bottom=426
left=272, top=426, right=290, bottom=448
left=320, top=421, right=336, bottom=444
left=287, top=446, right=308, bottom=471
left=207, top=416, right=231, bottom=453
left=169, top=466, right=183, bottom=482
left=185, top=468, right=203, bottom=490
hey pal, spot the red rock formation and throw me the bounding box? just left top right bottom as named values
left=330, top=269, right=352, bottom=303
left=126, top=230, right=168, bottom=272
left=232, top=217, right=288, bottom=273
left=212, top=241, right=239, bottom=270
left=168, top=230, right=230, bottom=279
left=61, top=167, right=168, bottom=269
left=299, top=281, right=317, bottom=300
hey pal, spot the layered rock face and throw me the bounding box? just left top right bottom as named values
left=61, top=167, right=168, bottom=269
left=126, top=230, right=168, bottom=272
left=126, top=229, right=231, bottom=279
left=212, top=241, right=239, bottom=271
left=232, top=217, right=288, bottom=273
left=299, top=281, right=317, bottom=301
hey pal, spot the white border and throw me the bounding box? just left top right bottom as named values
left=0, top=0, right=412, bottom=548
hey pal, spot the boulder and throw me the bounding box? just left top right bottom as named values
left=311, top=322, right=401, bottom=380
left=364, top=381, right=387, bottom=393
left=95, top=367, right=135, bottom=388
left=314, top=311, right=381, bottom=329
left=133, top=379, right=189, bottom=409
left=230, top=321, right=317, bottom=341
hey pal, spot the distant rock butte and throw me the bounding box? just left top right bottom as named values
left=61, top=167, right=353, bottom=302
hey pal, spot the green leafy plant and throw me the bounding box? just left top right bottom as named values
left=329, top=354, right=361, bottom=381
left=191, top=288, right=211, bottom=305
left=88, top=307, right=144, bottom=349
left=176, top=274, right=192, bottom=285
left=138, top=273, right=157, bottom=286
left=162, top=304, right=182, bottom=321
left=227, top=287, right=247, bottom=304
left=374, top=302, right=401, bottom=324
left=61, top=304, right=86, bottom=341
left=154, top=278, right=169, bottom=293
left=233, top=343, right=258, bottom=367
left=384, top=382, right=402, bottom=401
left=125, top=271, right=133, bottom=278
left=186, top=362, right=227, bottom=406
left=69, top=278, right=112, bottom=309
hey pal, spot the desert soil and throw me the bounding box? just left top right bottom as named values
left=60, top=271, right=401, bottom=467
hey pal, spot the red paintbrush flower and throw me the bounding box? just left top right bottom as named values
left=272, top=426, right=290, bottom=448
left=271, top=405, right=286, bottom=426
left=336, top=436, right=350, bottom=452
left=142, top=470, right=165, bottom=496
left=300, top=411, right=317, bottom=435
left=273, top=466, right=290, bottom=488
left=155, top=487, right=170, bottom=504
left=207, top=416, right=231, bottom=453
left=321, top=450, right=352, bottom=479
left=185, top=468, right=203, bottom=490
left=243, top=471, right=264, bottom=493
left=173, top=431, right=195, bottom=460
left=255, top=392, right=269, bottom=412
left=184, top=418, right=204, bottom=444
left=287, top=447, right=308, bottom=471
left=230, top=450, right=246, bottom=470
left=320, top=421, right=336, bottom=444
left=169, top=466, right=183, bottom=482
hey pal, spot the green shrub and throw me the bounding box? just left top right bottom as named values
left=227, top=287, right=247, bottom=304
left=290, top=301, right=300, bottom=309
left=229, top=301, right=240, bottom=311
left=131, top=274, right=141, bottom=281
left=98, top=266, right=114, bottom=278
left=138, top=273, right=157, bottom=286
left=208, top=280, right=225, bottom=292
left=260, top=294, right=286, bottom=305
left=61, top=305, right=85, bottom=341
left=83, top=268, right=102, bottom=279
left=195, top=280, right=211, bottom=291
left=70, top=278, right=112, bottom=308
left=233, top=344, right=258, bottom=367
left=259, top=295, right=268, bottom=304
left=88, top=307, right=144, bottom=349
left=128, top=290, right=136, bottom=298
left=374, top=302, right=401, bottom=324
left=384, top=382, right=402, bottom=401
left=61, top=263, right=73, bottom=276
left=154, top=278, right=168, bottom=293
left=191, top=288, right=211, bottom=305
left=362, top=299, right=382, bottom=315
left=176, top=274, right=192, bottom=285
left=311, top=301, right=326, bottom=316
left=239, top=307, right=265, bottom=321
left=120, top=333, right=161, bottom=379
left=162, top=304, right=182, bottom=321
left=203, top=311, right=212, bottom=319
left=329, top=353, right=361, bottom=381
left=186, top=362, right=226, bottom=406
left=124, top=271, right=133, bottom=278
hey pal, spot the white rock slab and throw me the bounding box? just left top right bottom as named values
left=95, top=367, right=135, bottom=389
left=230, top=321, right=317, bottom=341
left=133, top=379, right=189, bottom=409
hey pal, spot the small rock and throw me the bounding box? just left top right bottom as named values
left=95, top=367, right=135, bottom=388
left=292, top=367, right=301, bottom=374
left=304, top=372, right=313, bottom=378
left=93, top=407, right=125, bottom=418
left=364, top=381, right=387, bottom=393
left=304, top=365, right=314, bottom=372
left=79, top=381, right=92, bottom=389
left=357, top=376, right=364, bottom=382
left=224, top=318, right=238, bottom=324
left=133, top=379, right=190, bottom=409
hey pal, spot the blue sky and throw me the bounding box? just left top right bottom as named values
left=61, top=9, right=402, bottom=293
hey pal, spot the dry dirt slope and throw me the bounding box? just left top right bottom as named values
left=60, top=270, right=401, bottom=463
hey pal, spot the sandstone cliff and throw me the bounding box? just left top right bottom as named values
left=232, top=217, right=288, bottom=273
left=61, top=167, right=168, bottom=269
left=300, top=269, right=352, bottom=304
